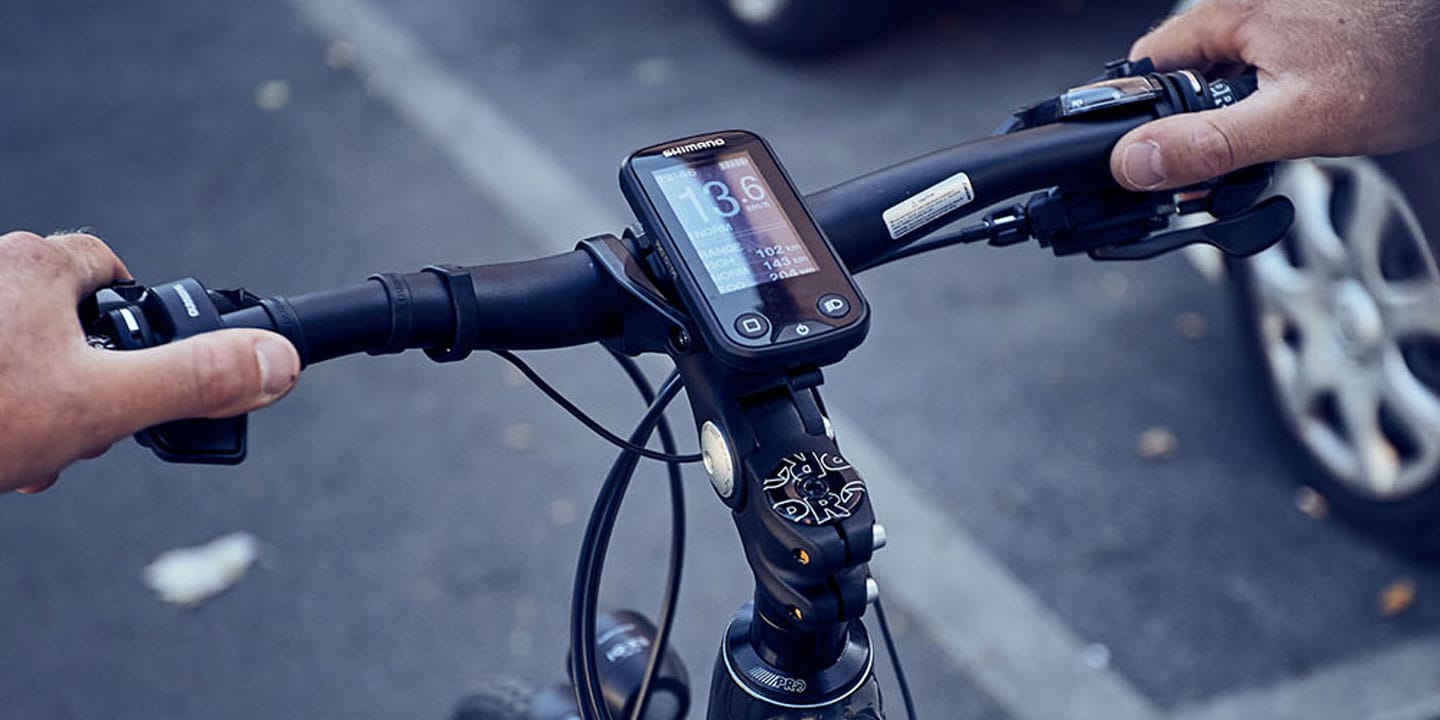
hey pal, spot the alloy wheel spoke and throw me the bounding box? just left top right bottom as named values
left=1271, top=342, right=1313, bottom=416
left=1382, top=351, right=1440, bottom=462
left=1340, top=162, right=1391, bottom=277
left=1298, top=336, right=1342, bottom=395
left=1337, top=375, right=1401, bottom=494
left=1381, top=280, right=1440, bottom=340
left=1251, top=251, right=1327, bottom=332
left=1271, top=330, right=1339, bottom=418
left=728, top=0, right=789, bottom=23
left=1284, top=163, right=1350, bottom=272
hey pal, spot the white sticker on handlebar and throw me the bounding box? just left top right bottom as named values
left=882, top=172, right=975, bottom=240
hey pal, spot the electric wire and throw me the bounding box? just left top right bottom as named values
left=872, top=596, right=918, bottom=720
left=569, top=372, right=685, bottom=720
left=857, top=205, right=1030, bottom=272
left=863, top=229, right=987, bottom=270
left=493, top=350, right=701, bottom=464
left=609, top=351, right=686, bottom=720
left=858, top=223, right=1000, bottom=272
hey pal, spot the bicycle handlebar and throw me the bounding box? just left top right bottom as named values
left=200, top=63, right=1259, bottom=366
left=212, top=111, right=1094, bottom=363
left=194, top=114, right=1098, bottom=364
left=76, top=62, right=1283, bottom=717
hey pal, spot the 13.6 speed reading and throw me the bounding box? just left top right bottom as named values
left=651, top=151, right=821, bottom=294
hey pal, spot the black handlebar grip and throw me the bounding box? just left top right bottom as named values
left=220, top=250, right=626, bottom=366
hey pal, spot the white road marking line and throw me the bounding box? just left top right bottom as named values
left=838, top=426, right=1164, bottom=720
left=285, top=2, right=1440, bottom=718
left=1172, top=634, right=1440, bottom=720
left=289, top=0, right=621, bottom=254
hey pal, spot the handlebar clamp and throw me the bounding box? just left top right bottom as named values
left=419, top=264, right=480, bottom=363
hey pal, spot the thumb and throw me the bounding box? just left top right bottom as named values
left=1110, top=90, right=1292, bottom=191
left=89, top=329, right=300, bottom=437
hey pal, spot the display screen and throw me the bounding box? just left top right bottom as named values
left=651, top=150, right=820, bottom=295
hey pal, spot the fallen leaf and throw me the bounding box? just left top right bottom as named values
left=501, top=363, right=528, bottom=387
left=1137, top=427, right=1179, bottom=460
left=144, top=533, right=260, bottom=608
left=254, top=80, right=291, bottom=111
left=1082, top=642, right=1111, bottom=670
left=549, top=497, right=578, bottom=526
left=632, top=57, right=673, bottom=86
left=324, top=41, right=355, bottom=70
left=504, top=422, right=536, bottom=451
left=1293, top=486, right=1329, bottom=520
left=1099, top=272, right=1129, bottom=301
left=1175, top=311, right=1209, bottom=340
left=1379, top=578, right=1417, bottom=617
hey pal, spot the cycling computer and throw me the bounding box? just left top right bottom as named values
left=621, top=130, right=868, bottom=372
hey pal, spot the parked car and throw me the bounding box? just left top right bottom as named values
left=1147, top=0, right=1440, bottom=555
left=1225, top=150, right=1440, bottom=554
left=707, top=0, right=895, bottom=56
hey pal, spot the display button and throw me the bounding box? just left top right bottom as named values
left=817, top=294, right=851, bottom=319
left=734, top=313, right=771, bottom=339
left=776, top=322, right=832, bottom=343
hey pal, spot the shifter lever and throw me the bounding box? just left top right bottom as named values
left=1089, top=195, right=1295, bottom=261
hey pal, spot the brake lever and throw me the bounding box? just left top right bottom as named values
left=1024, top=155, right=1293, bottom=262
left=1088, top=195, right=1295, bottom=261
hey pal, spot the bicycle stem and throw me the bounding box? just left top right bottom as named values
left=671, top=352, right=881, bottom=712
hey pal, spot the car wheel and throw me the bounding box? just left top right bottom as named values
left=1232, top=153, right=1440, bottom=554
left=707, top=0, right=894, bottom=57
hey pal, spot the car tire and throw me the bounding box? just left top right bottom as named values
left=707, top=0, right=895, bottom=57
left=1230, top=147, right=1440, bottom=555
left=451, top=676, right=537, bottom=720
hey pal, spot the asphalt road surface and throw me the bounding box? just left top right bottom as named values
left=3, top=1, right=1440, bottom=719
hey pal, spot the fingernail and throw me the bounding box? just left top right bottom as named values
left=1121, top=140, right=1166, bottom=189
left=16, top=474, right=59, bottom=494
left=255, top=338, right=297, bottom=397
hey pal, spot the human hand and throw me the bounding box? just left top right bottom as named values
left=0, top=231, right=300, bottom=494
left=1111, top=0, right=1440, bottom=191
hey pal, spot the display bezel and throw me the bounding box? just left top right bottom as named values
left=621, top=130, right=867, bottom=369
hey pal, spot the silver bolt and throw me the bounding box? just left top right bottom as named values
left=866, top=577, right=881, bottom=604
left=872, top=524, right=888, bottom=551
left=700, top=421, right=735, bottom=499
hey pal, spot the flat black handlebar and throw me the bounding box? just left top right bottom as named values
left=149, top=66, right=1257, bottom=368
left=209, top=114, right=1154, bottom=365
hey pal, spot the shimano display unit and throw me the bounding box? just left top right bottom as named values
left=621, top=130, right=869, bottom=372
